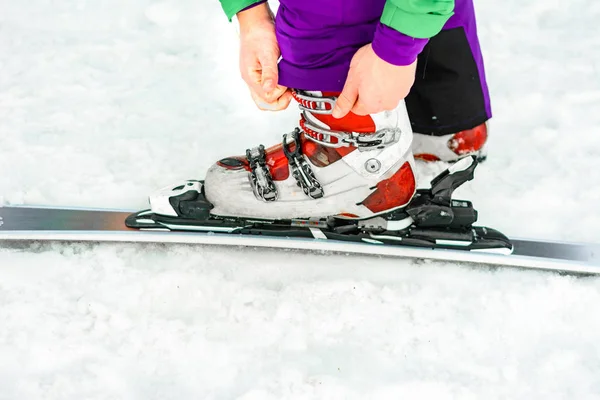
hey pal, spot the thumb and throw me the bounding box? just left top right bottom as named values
left=332, top=79, right=358, bottom=119
left=258, top=52, right=278, bottom=93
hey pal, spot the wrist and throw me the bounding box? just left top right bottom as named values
left=237, top=2, right=273, bottom=32
left=371, top=22, right=428, bottom=66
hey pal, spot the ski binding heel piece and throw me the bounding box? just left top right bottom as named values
left=406, top=156, right=478, bottom=229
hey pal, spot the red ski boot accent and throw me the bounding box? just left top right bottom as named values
left=337, top=212, right=360, bottom=218
left=413, top=122, right=488, bottom=162
left=217, top=157, right=249, bottom=171
left=360, top=161, right=416, bottom=214
left=414, top=153, right=441, bottom=162
left=301, top=138, right=343, bottom=168
left=306, top=92, right=377, bottom=136
left=263, top=143, right=291, bottom=181
left=448, top=123, right=488, bottom=156
left=298, top=91, right=377, bottom=159
left=217, top=143, right=291, bottom=181
left=311, top=111, right=377, bottom=135
left=291, top=90, right=334, bottom=111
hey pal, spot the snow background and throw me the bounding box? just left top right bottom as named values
left=1, top=0, right=600, bottom=398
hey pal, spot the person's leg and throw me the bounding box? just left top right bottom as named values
left=407, top=0, right=491, bottom=162
left=201, top=2, right=418, bottom=220
left=274, top=1, right=384, bottom=92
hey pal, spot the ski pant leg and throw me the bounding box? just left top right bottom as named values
left=405, top=0, right=491, bottom=136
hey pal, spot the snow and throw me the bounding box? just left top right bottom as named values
left=1, top=0, right=600, bottom=398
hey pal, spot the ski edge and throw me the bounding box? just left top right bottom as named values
left=0, top=229, right=598, bottom=275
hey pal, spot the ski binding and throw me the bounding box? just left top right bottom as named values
left=125, top=156, right=513, bottom=254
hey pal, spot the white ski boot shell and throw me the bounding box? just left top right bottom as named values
left=202, top=90, right=417, bottom=221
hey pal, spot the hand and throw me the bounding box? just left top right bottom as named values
left=332, top=44, right=417, bottom=118
left=237, top=3, right=292, bottom=111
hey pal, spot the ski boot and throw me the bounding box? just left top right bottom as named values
left=124, top=91, right=511, bottom=254
left=125, top=152, right=512, bottom=253
left=198, top=90, right=417, bottom=222
left=412, top=122, right=488, bottom=162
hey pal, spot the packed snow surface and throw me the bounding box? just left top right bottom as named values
left=1, top=0, right=600, bottom=398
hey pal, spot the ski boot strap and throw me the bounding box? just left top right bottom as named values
left=292, top=90, right=402, bottom=151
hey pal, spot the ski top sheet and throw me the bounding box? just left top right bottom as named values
left=0, top=204, right=598, bottom=275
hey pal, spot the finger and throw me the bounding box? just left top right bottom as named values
left=240, top=56, right=278, bottom=98
left=351, top=99, right=372, bottom=116
left=251, top=85, right=288, bottom=105
left=273, top=89, right=293, bottom=109
left=332, top=79, right=359, bottom=119
left=251, top=90, right=274, bottom=110
left=250, top=88, right=291, bottom=111
left=257, top=51, right=279, bottom=93
left=268, top=90, right=292, bottom=111
left=241, top=61, right=266, bottom=96
left=265, top=84, right=288, bottom=101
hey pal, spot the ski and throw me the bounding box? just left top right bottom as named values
left=0, top=204, right=598, bottom=274
left=0, top=157, right=598, bottom=274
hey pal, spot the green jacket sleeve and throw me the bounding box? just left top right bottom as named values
left=219, top=0, right=264, bottom=21
left=380, top=0, right=454, bottom=39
